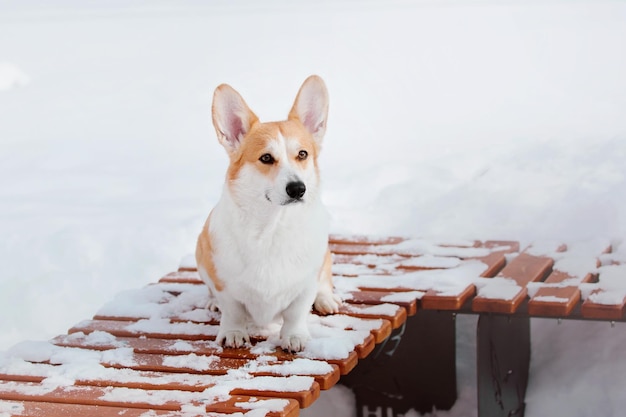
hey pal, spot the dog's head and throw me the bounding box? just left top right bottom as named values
left=211, top=75, right=329, bottom=207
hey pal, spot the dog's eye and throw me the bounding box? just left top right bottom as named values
left=297, top=150, right=308, bottom=161
left=259, top=153, right=275, bottom=164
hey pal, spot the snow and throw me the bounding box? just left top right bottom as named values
left=0, top=62, right=29, bottom=91
left=0, top=402, right=24, bottom=417
left=125, top=318, right=220, bottom=337
left=235, top=398, right=290, bottom=413
left=579, top=264, right=626, bottom=305
left=168, top=340, right=197, bottom=352
left=474, top=277, right=522, bottom=301
left=398, top=255, right=462, bottom=269
left=95, top=283, right=215, bottom=321
left=161, top=353, right=218, bottom=371
left=249, top=358, right=334, bottom=377
left=340, top=303, right=401, bottom=317
left=380, top=291, right=425, bottom=303
left=587, top=290, right=626, bottom=306
left=532, top=295, right=569, bottom=304
left=2, top=1, right=626, bottom=416
left=334, top=260, right=486, bottom=297
left=99, top=386, right=197, bottom=406
left=179, top=254, right=197, bottom=270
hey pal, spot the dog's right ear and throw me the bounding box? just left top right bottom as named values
left=212, top=84, right=259, bottom=154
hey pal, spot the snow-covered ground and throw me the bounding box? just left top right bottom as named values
left=1, top=1, right=626, bottom=416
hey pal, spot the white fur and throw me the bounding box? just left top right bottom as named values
left=203, top=182, right=329, bottom=350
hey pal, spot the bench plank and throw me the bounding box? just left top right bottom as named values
left=527, top=270, right=596, bottom=317
left=159, top=271, right=203, bottom=285
left=581, top=290, right=626, bottom=320
left=0, top=367, right=320, bottom=408
left=420, top=250, right=513, bottom=311
left=336, top=303, right=406, bottom=329
left=0, top=381, right=298, bottom=417
left=343, top=290, right=420, bottom=316
left=580, top=264, right=626, bottom=320
left=52, top=335, right=359, bottom=376
left=0, top=400, right=194, bottom=417
left=472, top=252, right=554, bottom=314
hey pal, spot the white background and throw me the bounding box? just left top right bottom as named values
left=2, top=1, right=626, bottom=415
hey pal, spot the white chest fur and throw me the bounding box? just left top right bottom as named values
left=208, top=188, right=329, bottom=326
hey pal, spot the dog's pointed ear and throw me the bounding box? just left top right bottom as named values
left=212, top=84, right=259, bottom=153
left=288, top=75, right=329, bottom=144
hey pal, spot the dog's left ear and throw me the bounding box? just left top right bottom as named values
left=288, top=75, right=329, bottom=144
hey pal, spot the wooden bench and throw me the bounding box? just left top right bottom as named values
left=1, top=234, right=623, bottom=417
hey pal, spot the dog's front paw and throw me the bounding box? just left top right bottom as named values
left=314, top=292, right=342, bottom=315
left=281, top=334, right=309, bottom=353
left=217, top=330, right=250, bottom=348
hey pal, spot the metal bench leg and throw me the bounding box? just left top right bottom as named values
left=477, top=314, right=530, bottom=417
left=340, top=310, right=457, bottom=417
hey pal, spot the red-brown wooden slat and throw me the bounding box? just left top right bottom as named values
left=159, top=271, right=203, bottom=284
left=70, top=320, right=375, bottom=369
left=580, top=263, right=626, bottom=320
left=329, top=235, right=405, bottom=246
left=69, top=318, right=376, bottom=360
left=472, top=252, right=554, bottom=314
left=96, top=304, right=402, bottom=338
left=206, top=395, right=300, bottom=417
left=69, top=319, right=219, bottom=341
left=330, top=238, right=519, bottom=258
left=480, top=240, right=521, bottom=252
left=368, top=320, right=391, bottom=343
left=0, top=367, right=320, bottom=408
left=421, top=286, right=477, bottom=311
left=100, top=351, right=239, bottom=374
left=0, top=400, right=190, bottom=417
left=581, top=289, right=626, bottom=320
left=102, top=352, right=339, bottom=390
left=0, top=361, right=331, bottom=397
left=526, top=242, right=610, bottom=317
left=336, top=303, right=406, bottom=329
left=51, top=335, right=359, bottom=376
left=472, top=251, right=509, bottom=278
left=420, top=250, right=509, bottom=311
left=333, top=239, right=516, bottom=312
left=354, top=334, right=376, bottom=359
left=93, top=311, right=220, bottom=325
left=0, top=381, right=297, bottom=417
left=329, top=244, right=403, bottom=257
left=332, top=253, right=402, bottom=267
left=343, top=290, right=419, bottom=316
left=527, top=270, right=596, bottom=317
left=72, top=313, right=387, bottom=351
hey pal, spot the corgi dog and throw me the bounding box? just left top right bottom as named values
left=195, top=75, right=341, bottom=352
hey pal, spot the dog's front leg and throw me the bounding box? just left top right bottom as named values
left=216, top=299, right=250, bottom=348
left=280, top=292, right=314, bottom=353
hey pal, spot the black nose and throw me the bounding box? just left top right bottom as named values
left=286, top=181, right=306, bottom=199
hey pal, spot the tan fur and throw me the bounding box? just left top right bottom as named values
left=319, top=248, right=333, bottom=286
left=226, top=120, right=320, bottom=183
left=195, top=212, right=224, bottom=292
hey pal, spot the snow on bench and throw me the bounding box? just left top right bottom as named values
left=2, top=234, right=626, bottom=417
